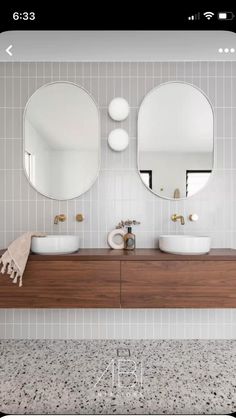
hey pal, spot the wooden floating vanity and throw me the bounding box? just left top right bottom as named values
left=0, top=249, right=236, bottom=308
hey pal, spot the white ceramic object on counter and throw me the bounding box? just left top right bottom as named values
left=31, top=235, right=80, bottom=255
left=159, top=235, right=211, bottom=255
left=107, top=229, right=126, bottom=249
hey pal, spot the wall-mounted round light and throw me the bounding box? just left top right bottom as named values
left=218, top=47, right=235, bottom=54
left=108, top=97, right=130, bottom=121
left=108, top=128, right=129, bottom=151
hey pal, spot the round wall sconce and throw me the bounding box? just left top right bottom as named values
left=108, top=128, right=129, bottom=151
left=108, top=97, right=130, bottom=121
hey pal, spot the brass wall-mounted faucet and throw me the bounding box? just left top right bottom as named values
left=54, top=214, right=66, bottom=224
left=171, top=214, right=185, bottom=225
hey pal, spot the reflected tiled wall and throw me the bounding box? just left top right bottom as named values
left=0, top=62, right=236, bottom=339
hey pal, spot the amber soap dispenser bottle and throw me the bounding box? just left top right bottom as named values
left=124, top=227, right=135, bottom=250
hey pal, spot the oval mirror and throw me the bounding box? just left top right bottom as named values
left=138, top=82, right=214, bottom=199
left=24, top=82, right=100, bottom=200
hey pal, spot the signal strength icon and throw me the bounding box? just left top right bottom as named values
left=188, top=12, right=200, bottom=20
left=204, top=11, right=214, bottom=20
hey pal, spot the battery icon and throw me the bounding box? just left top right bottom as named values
left=218, top=11, right=235, bottom=20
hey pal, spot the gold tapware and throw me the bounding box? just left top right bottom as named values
left=189, top=214, right=199, bottom=222
left=76, top=213, right=85, bottom=222
left=54, top=214, right=66, bottom=224
left=171, top=214, right=185, bottom=225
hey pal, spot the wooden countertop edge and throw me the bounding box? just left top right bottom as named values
left=1, top=248, right=236, bottom=261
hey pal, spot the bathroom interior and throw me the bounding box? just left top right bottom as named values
left=0, top=30, right=236, bottom=414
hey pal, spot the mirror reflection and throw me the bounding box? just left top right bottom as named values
left=24, top=82, right=100, bottom=200
left=138, top=82, right=214, bottom=199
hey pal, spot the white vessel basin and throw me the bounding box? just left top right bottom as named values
left=159, top=235, right=211, bottom=255
left=31, top=235, right=80, bottom=255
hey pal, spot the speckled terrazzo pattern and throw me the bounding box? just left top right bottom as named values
left=0, top=339, right=236, bottom=415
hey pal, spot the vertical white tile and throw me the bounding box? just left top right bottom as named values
left=0, top=62, right=236, bottom=340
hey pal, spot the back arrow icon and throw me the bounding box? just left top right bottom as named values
left=5, top=45, right=13, bottom=56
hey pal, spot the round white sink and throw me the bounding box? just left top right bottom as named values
left=31, top=235, right=80, bottom=255
left=159, top=235, right=211, bottom=255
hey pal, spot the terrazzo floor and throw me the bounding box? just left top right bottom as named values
left=0, top=339, right=236, bottom=415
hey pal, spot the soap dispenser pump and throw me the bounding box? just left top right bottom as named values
left=124, top=226, right=136, bottom=250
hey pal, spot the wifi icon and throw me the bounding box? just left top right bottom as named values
left=204, top=11, right=214, bottom=20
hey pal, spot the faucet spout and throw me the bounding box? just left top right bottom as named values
left=54, top=214, right=66, bottom=225
left=171, top=214, right=185, bottom=225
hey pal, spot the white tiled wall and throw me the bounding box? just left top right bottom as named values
left=0, top=309, right=236, bottom=339
left=0, top=62, right=236, bottom=339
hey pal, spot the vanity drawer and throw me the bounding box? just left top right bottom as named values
left=0, top=261, right=120, bottom=308
left=121, top=261, right=236, bottom=308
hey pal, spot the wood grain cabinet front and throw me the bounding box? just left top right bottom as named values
left=1, top=249, right=236, bottom=308
left=0, top=261, right=120, bottom=308
left=121, top=261, right=236, bottom=308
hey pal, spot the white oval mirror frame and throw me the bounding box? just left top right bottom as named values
left=138, top=82, right=214, bottom=200
left=24, top=82, right=100, bottom=200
